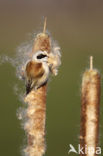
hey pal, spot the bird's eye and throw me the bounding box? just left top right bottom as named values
left=37, top=54, right=47, bottom=59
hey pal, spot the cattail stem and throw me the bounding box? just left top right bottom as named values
left=90, top=56, right=93, bottom=71
left=43, top=17, right=47, bottom=34
left=23, top=19, right=51, bottom=156
left=80, top=56, right=101, bottom=156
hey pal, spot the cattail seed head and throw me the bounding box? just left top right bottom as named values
left=24, top=86, right=47, bottom=156
left=20, top=18, right=61, bottom=156
left=32, top=33, right=51, bottom=54
left=80, top=57, right=101, bottom=156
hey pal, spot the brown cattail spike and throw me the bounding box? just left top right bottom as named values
left=21, top=18, right=61, bottom=156
left=24, top=86, right=47, bottom=156
left=32, top=18, right=51, bottom=54
left=24, top=19, right=51, bottom=156
left=80, top=58, right=101, bottom=156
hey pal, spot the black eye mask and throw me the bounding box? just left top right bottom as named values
left=37, top=54, right=47, bottom=59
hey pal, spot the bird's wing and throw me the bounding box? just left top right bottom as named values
left=26, top=61, right=44, bottom=79
left=25, top=61, right=44, bottom=94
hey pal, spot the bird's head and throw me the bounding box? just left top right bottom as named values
left=32, top=51, right=48, bottom=63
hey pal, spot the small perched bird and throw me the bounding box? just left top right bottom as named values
left=25, top=51, right=49, bottom=94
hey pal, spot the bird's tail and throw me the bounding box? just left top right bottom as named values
left=26, top=80, right=33, bottom=94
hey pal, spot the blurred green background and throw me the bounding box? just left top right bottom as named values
left=0, top=0, right=103, bottom=156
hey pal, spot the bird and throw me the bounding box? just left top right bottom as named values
left=25, top=51, right=50, bottom=94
